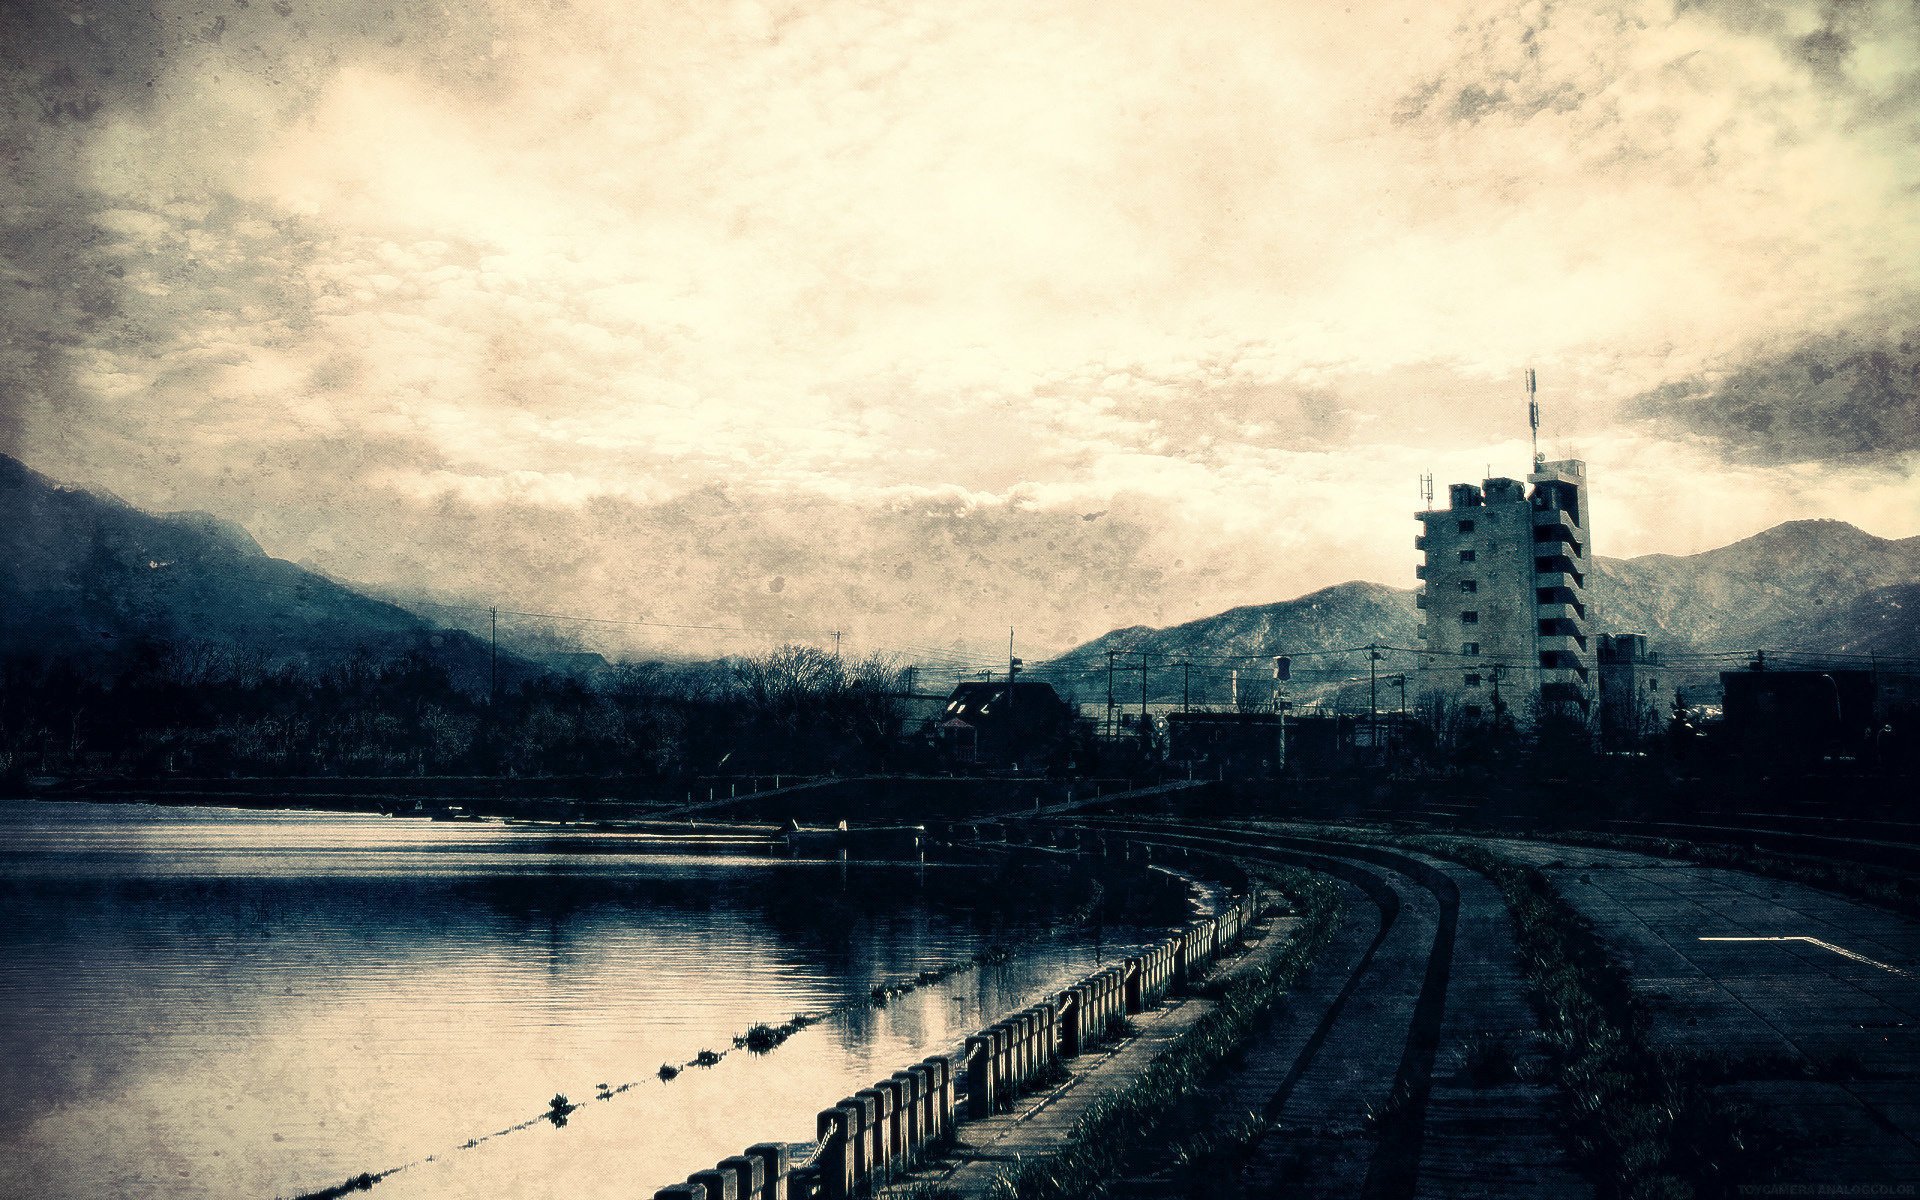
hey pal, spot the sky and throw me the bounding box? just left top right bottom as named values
left=3, top=0, right=1918, bottom=660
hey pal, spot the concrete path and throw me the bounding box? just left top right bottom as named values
left=1476, top=838, right=1920, bottom=1188
left=877, top=909, right=1299, bottom=1198
left=1079, top=821, right=1587, bottom=1199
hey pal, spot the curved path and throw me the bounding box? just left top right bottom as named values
left=1065, top=819, right=1587, bottom=1199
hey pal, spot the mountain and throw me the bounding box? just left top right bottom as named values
left=1036, top=581, right=1422, bottom=707
left=1590, top=520, right=1920, bottom=650
left=1057, top=582, right=1421, bottom=666
left=1739, top=581, right=1920, bottom=661
left=1045, top=520, right=1920, bottom=694
left=0, top=454, right=512, bottom=684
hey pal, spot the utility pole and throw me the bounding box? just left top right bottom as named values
left=1139, top=651, right=1149, bottom=725
left=833, top=630, right=842, bottom=659
left=1393, top=674, right=1408, bottom=758
left=1007, top=627, right=1022, bottom=769
left=1106, top=650, right=1117, bottom=738
left=489, top=606, right=498, bottom=704
left=1181, top=661, right=1191, bottom=713
left=1368, top=644, right=1382, bottom=757
left=1273, top=655, right=1289, bottom=773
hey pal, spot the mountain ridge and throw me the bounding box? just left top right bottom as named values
left=1048, top=518, right=1920, bottom=672
left=0, top=453, right=515, bottom=685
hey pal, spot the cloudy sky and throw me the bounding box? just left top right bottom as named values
left=4, top=0, right=1918, bottom=658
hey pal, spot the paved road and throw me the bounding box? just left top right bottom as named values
left=1477, top=838, right=1920, bottom=1188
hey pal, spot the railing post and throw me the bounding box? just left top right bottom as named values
left=817, top=1105, right=855, bottom=1200
left=923, top=1056, right=951, bottom=1146
left=1125, top=959, right=1143, bottom=1014
left=856, top=1087, right=891, bottom=1185
left=966, top=1035, right=995, bottom=1118
left=848, top=1093, right=876, bottom=1193
left=880, top=1076, right=906, bottom=1177
left=720, top=1155, right=762, bottom=1200
left=898, top=1067, right=926, bottom=1164
left=748, top=1143, right=790, bottom=1200
left=690, top=1167, right=738, bottom=1200
left=1061, top=988, right=1082, bottom=1058
left=992, top=1025, right=1012, bottom=1106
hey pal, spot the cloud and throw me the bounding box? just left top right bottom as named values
left=5, top=0, right=1920, bottom=654
left=1629, top=323, right=1920, bottom=464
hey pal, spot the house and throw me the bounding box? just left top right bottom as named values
left=933, top=681, right=1077, bottom=769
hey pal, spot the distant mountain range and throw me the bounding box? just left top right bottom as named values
left=0, top=454, right=519, bottom=686
left=1046, top=519, right=1920, bottom=689
left=6, top=453, right=1917, bottom=692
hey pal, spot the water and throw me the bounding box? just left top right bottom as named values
left=0, top=800, right=1154, bottom=1199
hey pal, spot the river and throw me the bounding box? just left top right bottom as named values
left=0, top=799, right=1155, bottom=1199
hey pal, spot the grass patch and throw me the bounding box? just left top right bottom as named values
left=1433, top=840, right=1763, bottom=1200
left=985, top=868, right=1341, bottom=1200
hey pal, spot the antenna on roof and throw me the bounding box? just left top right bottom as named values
left=1526, top=368, right=1542, bottom=469
left=1419, top=472, right=1433, bottom=511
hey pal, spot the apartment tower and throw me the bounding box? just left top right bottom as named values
left=1415, top=380, right=1592, bottom=724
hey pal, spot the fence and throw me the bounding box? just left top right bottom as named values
left=650, top=831, right=1258, bottom=1200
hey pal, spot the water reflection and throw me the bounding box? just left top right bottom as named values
left=0, top=801, right=1149, bottom=1199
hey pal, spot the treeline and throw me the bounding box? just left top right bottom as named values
left=0, top=640, right=910, bottom=782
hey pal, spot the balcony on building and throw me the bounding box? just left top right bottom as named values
left=1538, top=649, right=1590, bottom=680
left=1537, top=622, right=1588, bottom=651
left=1530, top=516, right=1585, bottom=557
left=1534, top=555, right=1584, bottom=587
left=1536, top=586, right=1586, bottom=619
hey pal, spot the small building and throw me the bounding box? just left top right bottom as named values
left=1597, top=633, right=1663, bottom=750
left=934, top=681, right=1077, bottom=769
left=1166, top=711, right=1283, bottom=778
left=1720, top=666, right=1878, bottom=760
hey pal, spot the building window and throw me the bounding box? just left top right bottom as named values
left=1464, top=673, right=1482, bottom=687
left=1459, top=549, right=1476, bottom=562
left=1461, top=642, right=1479, bottom=655
left=1458, top=579, right=1477, bottom=593
left=1460, top=611, right=1479, bottom=624
left=1458, top=520, right=1475, bottom=533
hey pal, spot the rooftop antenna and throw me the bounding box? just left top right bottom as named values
left=1419, top=472, right=1433, bottom=511
left=1526, top=367, right=1543, bottom=469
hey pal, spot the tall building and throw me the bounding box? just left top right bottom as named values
left=1414, top=458, right=1592, bottom=725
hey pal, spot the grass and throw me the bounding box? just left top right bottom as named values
left=983, top=868, right=1341, bottom=1200
left=736, top=1014, right=818, bottom=1053
left=1462, top=1031, right=1522, bottom=1087
left=1432, top=840, right=1762, bottom=1200
left=1253, top=823, right=1773, bottom=1199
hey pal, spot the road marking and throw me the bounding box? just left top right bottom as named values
left=1697, top=936, right=1913, bottom=978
